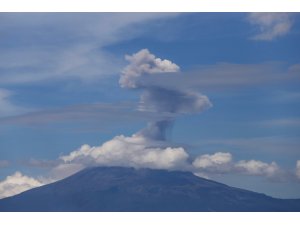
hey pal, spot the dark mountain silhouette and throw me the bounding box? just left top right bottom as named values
left=0, top=166, right=299, bottom=212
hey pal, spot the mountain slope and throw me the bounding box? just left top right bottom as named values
left=0, top=166, right=299, bottom=212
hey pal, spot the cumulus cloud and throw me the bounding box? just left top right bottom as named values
left=192, top=152, right=286, bottom=181
left=0, top=172, right=45, bottom=199
left=248, top=13, right=293, bottom=41
left=235, top=160, right=281, bottom=178
left=0, top=162, right=81, bottom=199
left=193, top=152, right=232, bottom=173
left=60, top=134, right=189, bottom=170
left=0, top=162, right=88, bottom=199
left=120, top=49, right=180, bottom=88
left=296, top=160, right=300, bottom=179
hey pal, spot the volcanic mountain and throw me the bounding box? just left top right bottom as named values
left=0, top=166, right=299, bottom=212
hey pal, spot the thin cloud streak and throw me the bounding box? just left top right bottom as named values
left=0, top=102, right=175, bottom=127
left=0, top=13, right=179, bottom=85
left=138, top=62, right=300, bottom=92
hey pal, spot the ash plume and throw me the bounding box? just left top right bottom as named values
left=119, top=49, right=212, bottom=140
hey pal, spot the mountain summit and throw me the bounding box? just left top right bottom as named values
left=0, top=166, right=299, bottom=212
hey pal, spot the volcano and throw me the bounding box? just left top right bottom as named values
left=0, top=166, right=299, bottom=212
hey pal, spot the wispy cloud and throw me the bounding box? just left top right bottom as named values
left=259, top=118, right=300, bottom=127
left=22, top=158, right=60, bottom=169
left=0, top=88, right=32, bottom=118
left=138, top=62, right=300, bottom=92
left=0, top=13, right=179, bottom=85
left=247, top=13, right=293, bottom=41
left=269, top=91, right=300, bottom=103
left=1, top=60, right=298, bottom=122
left=0, top=102, right=175, bottom=130
left=194, top=136, right=300, bottom=157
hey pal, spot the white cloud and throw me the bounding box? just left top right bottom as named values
left=248, top=13, right=293, bottom=41
left=120, top=49, right=180, bottom=88
left=0, top=172, right=45, bottom=199
left=235, top=160, right=280, bottom=178
left=192, top=152, right=285, bottom=181
left=60, top=134, right=189, bottom=170
left=0, top=162, right=86, bottom=199
left=192, top=152, right=232, bottom=173
left=296, top=160, right=300, bottom=179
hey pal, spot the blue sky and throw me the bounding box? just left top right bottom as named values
left=0, top=13, right=300, bottom=198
